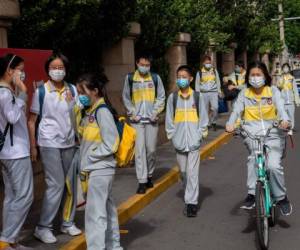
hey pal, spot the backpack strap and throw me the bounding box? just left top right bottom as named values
left=67, top=83, right=75, bottom=97
left=193, top=91, right=200, bottom=118
left=172, top=91, right=178, bottom=119
left=38, top=84, right=46, bottom=118
left=0, top=86, right=15, bottom=146
left=128, top=72, right=158, bottom=99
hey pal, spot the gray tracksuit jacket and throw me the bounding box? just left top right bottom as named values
left=165, top=88, right=209, bottom=152
left=79, top=98, right=119, bottom=175
left=195, top=67, right=221, bottom=93
left=278, top=73, right=300, bottom=105
left=122, top=70, right=165, bottom=121
left=227, top=86, right=290, bottom=136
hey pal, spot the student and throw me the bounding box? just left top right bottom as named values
left=76, top=72, right=123, bottom=250
left=165, top=65, right=208, bottom=217
left=228, top=61, right=247, bottom=91
left=226, top=62, right=292, bottom=215
left=277, top=63, right=300, bottom=135
left=195, top=55, right=221, bottom=131
left=122, top=53, right=165, bottom=194
left=0, top=54, right=34, bottom=250
left=28, top=53, right=81, bottom=243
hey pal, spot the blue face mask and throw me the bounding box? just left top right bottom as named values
left=79, top=95, right=91, bottom=107
left=138, top=66, right=150, bottom=75
left=176, top=78, right=190, bottom=89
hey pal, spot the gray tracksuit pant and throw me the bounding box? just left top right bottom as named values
left=202, top=92, right=218, bottom=125
left=285, top=104, right=295, bottom=129
left=85, top=171, right=122, bottom=250
left=38, top=146, right=76, bottom=228
left=244, top=136, right=286, bottom=201
left=176, top=150, right=200, bottom=205
left=132, top=123, right=159, bottom=183
left=62, top=148, right=80, bottom=227
left=0, top=157, right=33, bottom=243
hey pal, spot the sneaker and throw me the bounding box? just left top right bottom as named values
left=34, top=227, right=57, bottom=244
left=61, top=224, right=82, bottom=236
left=277, top=197, right=293, bottom=216
left=212, top=123, right=217, bottom=131
left=146, top=178, right=154, bottom=188
left=186, top=204, right=198, bottom=217
left=136, top=183, right=147, bottom=194
left=288, top=130, right=293, bottom=136
left=240, top=194, right=255, bottom=210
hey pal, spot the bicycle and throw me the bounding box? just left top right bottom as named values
left=235, top=122, right=284, bottom=250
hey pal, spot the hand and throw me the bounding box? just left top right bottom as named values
left=202, top=129, right=208, bottom=139
left=279, top=120, right=290, bottom=130
left=131, top=115, right=141, bottom=122
left=228, top=85, right=236, bottom=91
left=218, top=92, right=224, bottom=98
left=150, top=114, right=158, bottom=123
left=226, top=124, right=235, bottom=133
left=30, top=147, right=38, bottom=162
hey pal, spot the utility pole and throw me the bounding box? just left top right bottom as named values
left=278, top=1, right=289, bottom=64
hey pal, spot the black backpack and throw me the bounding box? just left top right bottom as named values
left=172, top=91, right=200, bottom=118
left=0, top=86, right=15, bottom=152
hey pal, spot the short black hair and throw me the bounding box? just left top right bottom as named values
left=177, top=65, right=193, bottom=76
left=236, top=60, right=245, bottom=68
left=45, top=53, right=69, bottom=76
left=246, top=61, right=272, bottom=87
left=136, top=51, right=153, bottom=64
left=281, top=63, right=291, bottom=70
left=0, top=53, right=24, bottom=78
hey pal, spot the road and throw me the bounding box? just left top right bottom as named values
left=121, top=111, right=300, bottom=250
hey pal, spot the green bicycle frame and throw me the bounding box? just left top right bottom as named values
left=256, top=154, right=273, bottom=217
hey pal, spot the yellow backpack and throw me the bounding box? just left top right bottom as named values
left=95, top=104, right=136, bottom=167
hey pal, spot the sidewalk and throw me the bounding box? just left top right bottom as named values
left=1, top=115, right=229, bottom=250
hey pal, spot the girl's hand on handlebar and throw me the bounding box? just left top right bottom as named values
left=279, top=120, right=290, bottom=130
left=226, top=124, right=235, bottom=133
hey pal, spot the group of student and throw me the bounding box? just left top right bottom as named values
left=0, top=51, right=297, bottom=250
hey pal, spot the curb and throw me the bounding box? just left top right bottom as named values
left=60, top=132, right=233, bottom=250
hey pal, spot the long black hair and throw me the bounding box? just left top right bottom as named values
left=245, top=61, right=272, bottom=88
left=0, top=54, right=24, bottom=78
left=76, top=72, right=118, bottom=117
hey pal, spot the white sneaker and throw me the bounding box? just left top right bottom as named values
left=34, top=227, right=57, bottom=244
left=288, top=130, right=293, bottom=136
left=61, top=224, right=82, bottom=236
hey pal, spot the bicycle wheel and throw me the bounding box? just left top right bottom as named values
left=255, top=181, right=269, bottom=250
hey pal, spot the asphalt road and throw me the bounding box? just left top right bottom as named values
left=121, top=111, right=300, bottom=250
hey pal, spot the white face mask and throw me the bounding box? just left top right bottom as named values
left=204, top=63, right=212, bottom=69
left=283, top=67, right=289, bottom=73
left=49, top=69, right=66, bottom=82
left=249, top=76, right=265, bottom=89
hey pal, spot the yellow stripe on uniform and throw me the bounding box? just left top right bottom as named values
left=245, top=86, right=273, bottom=99
left=244, top=105, right=277, bottom=121
left=63, top=178, right=73, bottom=222
left=174, top=108, right=199, bottom=123
left=82, top=123, right=102, bottom=142
left=132, top=88, right=155, bottom=103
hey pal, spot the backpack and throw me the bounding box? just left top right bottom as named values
left=172, top=91, right=200, bottom=119
left=0, top=86, right=15, bottom=152
left=95, top=104, right=136, bottom=167
left=128, top=72, right=159, bottom=99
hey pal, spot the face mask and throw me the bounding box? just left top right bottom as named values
left=49, top=69, right=66, bottom=82
left=20, top=71, right=26, bottom=82
left=204, top=63, right=212, bottom=69
left=249, top=76, right=265, bottom=88
left=176, top=78, right=190, bottom=89
left=78, top=95, right=91, bottom=107
left=235, top=67, right=241, bottom=73
left=283, top=67, right=289, bottom=73
left=138, top=66, right=150, bottom=75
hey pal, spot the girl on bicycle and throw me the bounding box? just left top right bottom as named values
left=226, top=61, right=292, bottom=216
